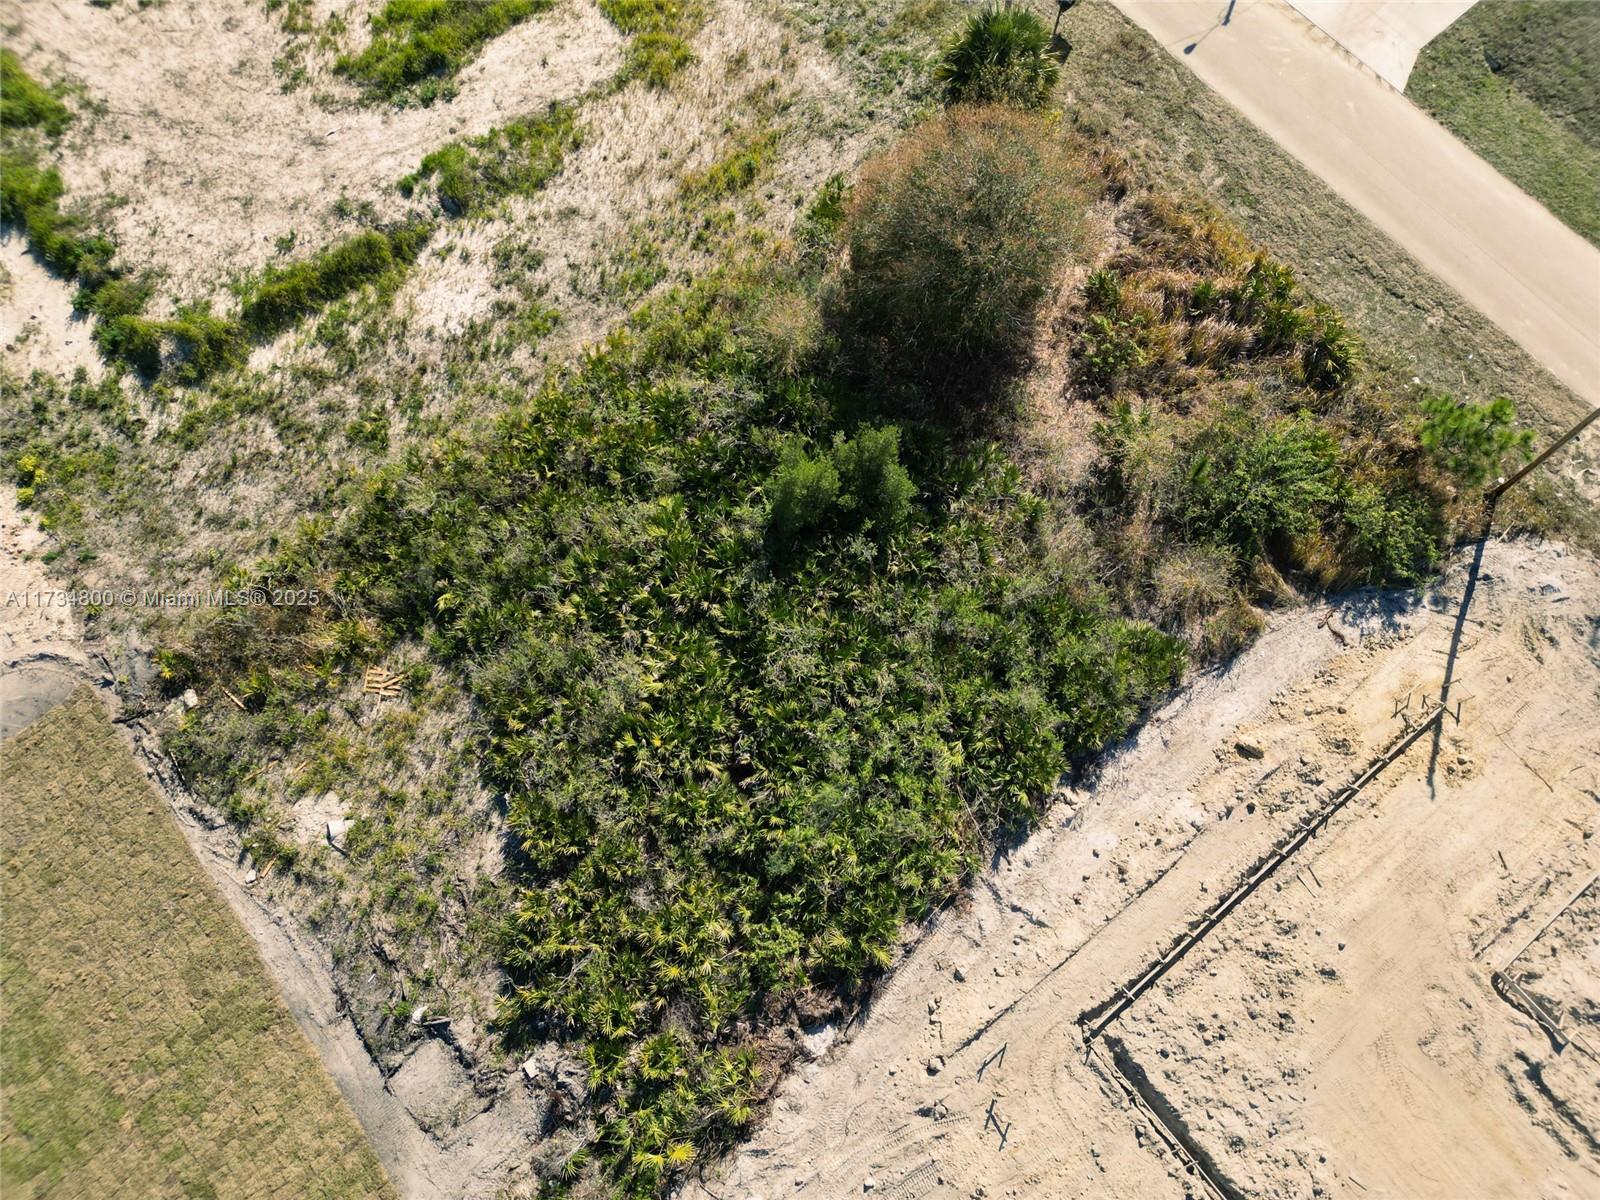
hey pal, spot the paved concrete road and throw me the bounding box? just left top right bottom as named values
left=1285, top=0, right=1474, bottom=88
left=1112, top=0, right=1600, bottom=408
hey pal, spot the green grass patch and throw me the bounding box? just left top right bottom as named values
left=239, top=223, right=432, bottom=337
left=399, top=103, right=580, bottom=215
left=600, top=0, right=702, bottom=87
left=95, top=303, right=246, bottom=384
left=336, top=0, right=552, bottom=103
left=1408, top=0, right=1600, bottom=245
left=1, top=692, right=396, bottom=1199
left=683, top=129, right=777, bottom=198
left=0, top=152, right=116, bottom=283
left=1, top=50, right=71, bottom=137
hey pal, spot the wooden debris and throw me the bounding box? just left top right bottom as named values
left=363, top=667, right=403, bottom=699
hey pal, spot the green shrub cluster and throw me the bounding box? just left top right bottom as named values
left=152, top=114, right=1495, bottom=1197
left=839, top=105, right=1091, bottom=407
left=1080, top=252, right=1360, bottom=397
left=934, top=3, right=1060, bottom=109
left=166, top=262, right=1183, bottom=1195
left=1, top=50, right=71, bottom=137
left=399, top=104, right=580, bottom=215
left=0, top=153, right=116, bottom=283
left=95, top=303, right=246, bottom=384
left=1078, top=196, right=1452, bottom=602
left=1418, top=393, right=1533, bottom=487
left=765, top=424, right=915, bottom=547
left=335, top=0, right=552, bottom=103
left=239, top=224, right=431, bottom=337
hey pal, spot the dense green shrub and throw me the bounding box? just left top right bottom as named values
left=1418, top=393, right=1533, bottom=486
left=239, top=224, right=430, bottom=336
left=336, top=0, right=552, bottom=102
left=1300, top=303, right=1360, bottom=392
left=1079, top=312, right=1147, bottom=392
left=1083, top=267, right=1123, bottom=313
left=840, top=106, right=1091, bottom=406
left=1178, top=411, right=1342, bottom=558
left=171, top=265, right=1183, bottom=1195
left=935, top=4, right=1060, bottom=109
left=834, top=424, right=916, bottom=532
left=1341, top=479, right=1440, bottom=584
left=765, top=424, right=915, bottom=549
left=1, top=50, right=71, bottom=136
left=400, top=104, right=578, bottom=215
left=765, top=448, right=840, bottom=543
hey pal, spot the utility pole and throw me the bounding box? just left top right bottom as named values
left=1486, top=406, right=1600, bottom=501
left=1053, top=0, right=1078, bottom=40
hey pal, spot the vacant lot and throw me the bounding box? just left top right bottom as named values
left=5, top=1, right=1600, bottom=1196
left=0, top=689, right=394, bottom=1200
left=1408, top=0, right=1600, bottom=246
left=688, top=537, right=1600, bottom=1198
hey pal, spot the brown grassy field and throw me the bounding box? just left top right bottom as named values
left=0, top=689, right=394, bottom=1200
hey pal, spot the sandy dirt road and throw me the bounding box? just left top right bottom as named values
left=1107, top=0, right=1600, bottom=408
left=685, top=538, right=1600, bottom=1199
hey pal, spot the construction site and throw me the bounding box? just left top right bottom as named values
left=690, top=526, right=1600, bottom=1200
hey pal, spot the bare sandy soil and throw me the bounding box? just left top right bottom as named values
left=7, top=0, right=622, bottom=301
left=684, top=537, right=1600, bottom=1200
left=0, top=233, right=104, bottom=383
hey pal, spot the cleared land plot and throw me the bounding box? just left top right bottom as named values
left=1408, top=0, right=1600, bottom=247
left=0, top=689, right=394, bottom=1200
left=1110, top=557, right=1600, bottom=1198
left=689, top=539, right=1600, bottom=1198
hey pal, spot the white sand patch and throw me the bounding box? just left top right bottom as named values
left=1, top=233, right=103, bottom=381
left=10, top=0, right=621, bottom=300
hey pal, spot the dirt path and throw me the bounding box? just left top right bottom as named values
left=685, top=538, right=1600, bottom=1199
left=1107, top=0, right=1600, bottom=408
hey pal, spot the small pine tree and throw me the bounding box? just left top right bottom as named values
left=1418, top=394, right=1533, bottom=487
